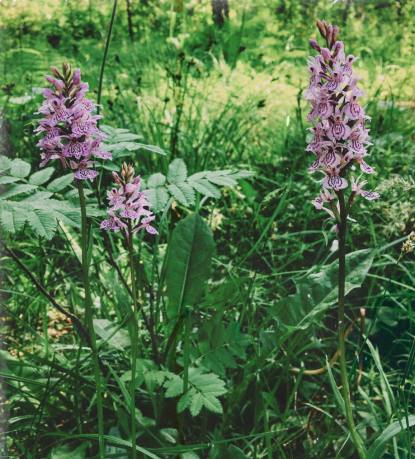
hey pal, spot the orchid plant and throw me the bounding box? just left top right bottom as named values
left=305, top=20, right=380, bottom=459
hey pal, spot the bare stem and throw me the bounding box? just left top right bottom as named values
left=337, top=190, right=366, bottom=459
left=127, top=223, right=138, bottom=459
left=77, top=182, right=105, bottom=459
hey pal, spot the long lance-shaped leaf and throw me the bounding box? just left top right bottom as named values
left=165, top=214, right=215, bottom=319
left=367, top=416, right=415, bottom=459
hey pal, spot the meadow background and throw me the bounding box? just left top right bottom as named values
left=1, top=0, right=415, bottom=458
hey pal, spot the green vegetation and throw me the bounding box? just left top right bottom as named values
left=1, top=1, right=415, bottom=458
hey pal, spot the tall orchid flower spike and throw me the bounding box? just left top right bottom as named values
left=101, top=162, right=157, bottom=237
left=35, top=63, right=111, bottom=180
left=36, top=63, right=110, bottom=458
left=304, top=21, right=381, bottom=459
left=306, top=21, right=379, bottom=217
left=101, top=162, right=156, bottom=458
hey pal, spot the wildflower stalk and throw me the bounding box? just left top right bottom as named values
left=100, top=162, right=157, bottom=456
left=304, top=20, right=379, bottom=456
left=337, top=190, right=366, bottom=459
left=77, top=181, right=105, bottom=459
left=127, top=221, right=139, bottom=459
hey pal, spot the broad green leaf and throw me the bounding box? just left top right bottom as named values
left=0, top=155, right=11, bottom=172
left=165, top=214, right=215, bottom=318
left=0, top=176, right=20, bottom=185
left=0, top=184, right=37, bottom=200
left=136, top=143, right=166, bottom=156
left=188, top=178, right=221, bottom=199
left=145, top=187, right=170, bottom=213
left=0, top=208, right=16, bottom=233
left=10, top=159, right=31, bottom=178
left=164, top=374, right=184, bottom=398
left=93, top=319, right=131, bottom=350
left=367, top=416, right=415, bottom=459
left=167, top=183, right=189, bottom=206
left=190, top=391, right=204, bottom=416
left=168, top=158, right=187, bottom=184
left=23, top=191, right=54, bottom=202
left=28, top=167, right=54, bottom=185
left=276, top=249, right=375, bottom=339
left=176, top=182, right=196, bottom=206
left=50, top=442, right=89, bottom=459
left=27, top=209, right=58, bottom=240
left=47, top=173, right=74, bottom=192
left=147, top=173, right=166, bottom=188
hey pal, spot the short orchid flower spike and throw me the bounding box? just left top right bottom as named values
left=101, top=162, right=157, bottom=236
left=305, top=20, right=379, bottom=217
left=35, top=63, right=111, bottom=180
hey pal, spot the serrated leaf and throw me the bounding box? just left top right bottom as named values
left=188, top=171, right=205, bottom=181
left=10, top=159, right=31, bottom=178
left=164, top=374, right=184, bottom=398
left=206, top=173, right=237, bottom=187
left=190, top=392, right=204, bottom=416
left=176, top=182, right=195, bottom=206
left=0, top=208, right=15, bottom=233
left=188, top=178, right=220, bottom=199
left=165, top=214, right=215, bottom=318
left=0, top=176, right=20, bottom=185
left=28, top=167, right=54, bottom=185
left=0, top=184, right=37, bottom=200
left=136, top=143, right=166, bottom=156
left=167, top=183, right=189, bottom=206
left=168, top=158, right=187, bottom=184
left=27, top=209, right=57, bottom=239
left=178, top=369, right=226, bottom=417
left=23, top=191, right=54, bottom=201
left=145, top=187, right=169, bottom=213
left=147, top=173, right=166, bottom=188
left=200, top=393, right=223, bottom=414
left=47, top=173, right=74, bottom=192
left=177, top=391, right=191, bottom=413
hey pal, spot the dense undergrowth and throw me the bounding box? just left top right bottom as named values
left=1, top=1, right=415, bottom=458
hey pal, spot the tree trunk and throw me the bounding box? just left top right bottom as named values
left=126, top=0, right=134, bottom=41
left=211, top=0, right=229, bottom=27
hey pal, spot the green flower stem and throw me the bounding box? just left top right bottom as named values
left=127, top=223, right=138, bottom=459
left=337, top=190, right=366, bottom=459
left=77, top=182, right=105, bottom=459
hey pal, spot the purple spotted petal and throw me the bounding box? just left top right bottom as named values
left=323, top=175, right=348, bottom=191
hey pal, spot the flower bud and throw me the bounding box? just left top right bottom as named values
left=73, top=69, right=81, bottom=85
left=316, top=19, right=326, bottom=39
left=321, top=48, right=331, bottom=61
left=332, top=25, right=340, bottom=45
left=309, top=39, right=321, bottom=52
left=112, top=171, right=122, bottom=185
